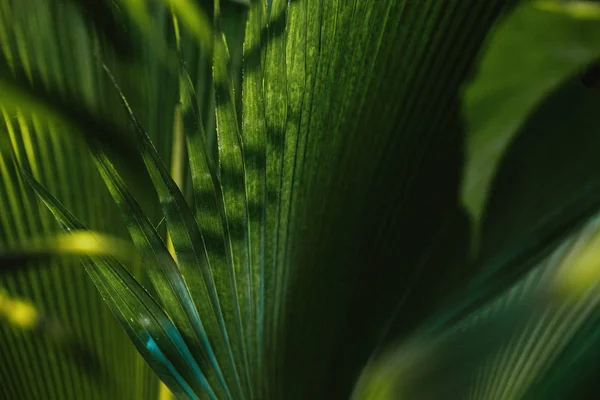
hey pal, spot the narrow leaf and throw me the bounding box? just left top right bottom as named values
left=180, top=63, right=250, bottom=398
left=94, top=150, right=246, bottom=399
left=103, top=65, right=241, bottom=399
left=25, top=171, right=217, bottom=400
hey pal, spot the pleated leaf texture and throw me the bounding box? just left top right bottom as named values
left=1, top=0, right=600, bottom=400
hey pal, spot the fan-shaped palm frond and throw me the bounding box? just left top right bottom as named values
left=1, top=0, right=600, bottom=399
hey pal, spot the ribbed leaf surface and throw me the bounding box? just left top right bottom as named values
left=4, top=0, right=600, bottom=399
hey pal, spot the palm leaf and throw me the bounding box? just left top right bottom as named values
left=2, top=0, right=600, bottom=399
left=26, top=169, right=218, bottom=399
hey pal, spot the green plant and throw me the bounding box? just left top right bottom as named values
left=1, top=0, right=600, bottom=399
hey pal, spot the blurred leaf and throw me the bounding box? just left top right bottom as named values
left=354, top=211, right=600, bottom=400
left=64, top=0, right=139, bottom=61
left=0, top=0, right=165, bottom=398
left=462, top=0, right=600, bottom=241
left=0, top=289, right=108, bottom=387
left=468, top=216, right=600, bottom=400
left=460, top=74, right=600, bottom=318
left=0, top=63, right=148, bottom=181
left=165, top=0, right=214, bottom=51
left=522, top=310, right=600, bottom=399
left=0, top=229, right=139, bottom=270
left=353, top=308, right=528, bottom=400
left=554, top=210, right=600, bottom=298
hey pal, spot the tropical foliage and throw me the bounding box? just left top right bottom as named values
left=1, top=0, right=600, bottom=399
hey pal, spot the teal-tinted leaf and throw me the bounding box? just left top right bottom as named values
left=103, top=65, right=243, bottom=399
left=85, top=261, right=213, bottom=400
left=25, top=171, right=217, bottom=400
left=94, top=150, right=247, bottom=399
left=462, top=0, right=600, bottom=240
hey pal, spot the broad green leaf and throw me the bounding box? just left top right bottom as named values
left=453, top=75, right=600, bottom=325
left=462, top=0, right=600, bottom=241
left=257, top=1, right=514, bottom=398
left=260, top=3, right=291, bottom=392
left=8, top=1, right=600, bottom=400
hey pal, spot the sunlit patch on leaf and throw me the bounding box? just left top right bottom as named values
left=554, top=217, right=600, bottom=297
left=0, top=230, right=139, bottom=270
left=534, top=0, right=600, bottom=20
